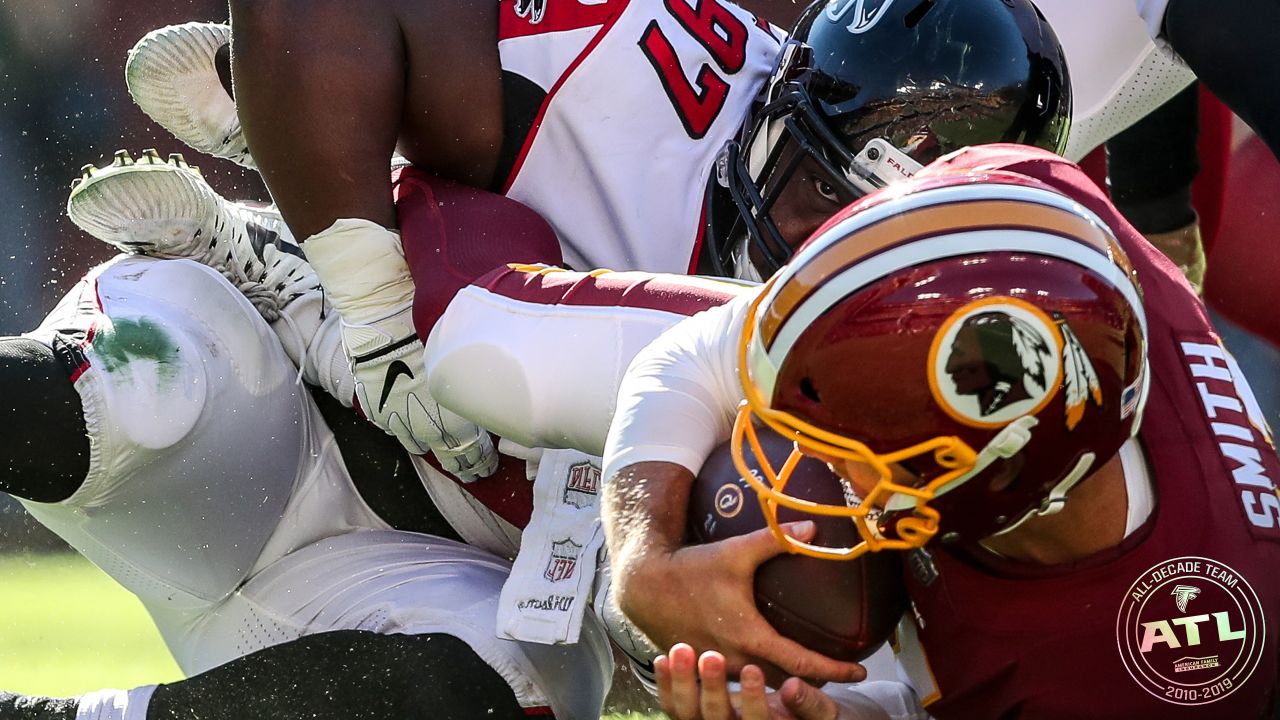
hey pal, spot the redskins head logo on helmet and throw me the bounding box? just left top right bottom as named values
left=732, top=168, right=1148, bottom=560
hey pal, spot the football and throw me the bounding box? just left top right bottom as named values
left=687, top=427, right=909, bottom=662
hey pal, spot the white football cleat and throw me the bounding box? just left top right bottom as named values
left=126, top=22, right=253, bottom=169
left=67, top=149, right=355, bottom=403
left=67, top=148, right=313, bottom=321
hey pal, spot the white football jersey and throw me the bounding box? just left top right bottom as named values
left=1037, top=0, right=1195, bottom=160
left=424, top=265, right=753, bottom=465
left=497, top=0, right=781, bottom=273
left=1133, top=0, right=1173, bottom=39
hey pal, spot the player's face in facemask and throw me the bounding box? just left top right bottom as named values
left=733, top=148, right=853, bottom=282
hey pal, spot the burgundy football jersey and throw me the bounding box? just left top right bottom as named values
left=400, top=143, right=1279, bottom=716
left=896, top=146, right=1280, bottom=719
left=395, top=165, right=743, bottom=528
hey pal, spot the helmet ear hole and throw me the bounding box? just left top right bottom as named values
left=800, top=377, right=822, bottom=403
left=904, top=0, right=937, bottom=28
left=985, top=455, right=1025, bottom=493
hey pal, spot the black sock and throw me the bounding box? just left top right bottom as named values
left=148, top=631, right=528, bottom=720
left=1107, top=84, right=1199, bottom=234
left=0, top=693, right=76, bottom=720
left=0, top=337, right=90, bottom=502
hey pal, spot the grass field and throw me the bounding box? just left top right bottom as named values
left=0, top=552, right=657, bottom=718
left=0, top=552, right=182, bottom=696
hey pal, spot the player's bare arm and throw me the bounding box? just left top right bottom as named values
left=604, top=461, right=866, bottom=686
left=602, top=462, right=696, bottom=578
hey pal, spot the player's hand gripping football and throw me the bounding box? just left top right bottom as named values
left=606, top=461, right=866, bottom=686
left=302, top=218, right=498, bottom=481
left=657, top=644, right=889, bottom=720
left=612, top=520, right=867, bottom=688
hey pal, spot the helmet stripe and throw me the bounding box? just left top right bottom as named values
left=766, top=229, right=1146, bottom=368
left=758, top=186, right=1119, bottom=351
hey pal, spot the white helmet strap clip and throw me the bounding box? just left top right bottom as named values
left=847, top=138, right=924, bottom=195
left=992, top=451, right=1099, bottom=537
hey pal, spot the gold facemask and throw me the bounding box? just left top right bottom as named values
left=735, top=288, right=979, bottom=560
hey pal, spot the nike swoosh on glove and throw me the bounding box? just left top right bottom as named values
left=302, top=218, right=498, bottom=481
left=346, top=304, right=499, bottom=482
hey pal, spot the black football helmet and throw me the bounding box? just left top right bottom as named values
left=703, top=0, right=1072, bottom=280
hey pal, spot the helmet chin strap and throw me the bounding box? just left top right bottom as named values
left=747, top=117, right=787, bottom=182
left=731, top=236, right=765, bottom=282
left=991, top=451, right=1098, bottom=537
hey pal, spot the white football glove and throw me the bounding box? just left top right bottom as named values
left=304, top=218, right=498, bottom=480
left=593, top=558, right=660, bottom=695
left=344, top=304, right=498, bottom=481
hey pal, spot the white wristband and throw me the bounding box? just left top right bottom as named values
left=76, top=686, right=157, bottom=720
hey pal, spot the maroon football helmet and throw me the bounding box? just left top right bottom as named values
left=733, top=168, right=1149, bottom=557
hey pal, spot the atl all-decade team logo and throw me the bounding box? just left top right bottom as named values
left=1116, top=557, right=1265, bottom=706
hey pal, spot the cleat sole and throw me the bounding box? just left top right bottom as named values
left=126, top=22, right=253, bottom=169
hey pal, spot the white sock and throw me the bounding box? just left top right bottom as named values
left=75, top=686, right=156, bottom=720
